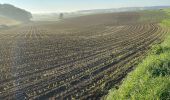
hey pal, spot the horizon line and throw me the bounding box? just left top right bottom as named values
left=31, top=5, right=170, bottom=14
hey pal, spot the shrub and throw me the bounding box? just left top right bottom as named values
left=150, top=59, right=170, bottom=77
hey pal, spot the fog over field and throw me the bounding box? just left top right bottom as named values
left=0, top=0, right=170, bottom=100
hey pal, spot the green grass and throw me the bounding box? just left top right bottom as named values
left=106, top=9, right=170, bottom=100
left=139, top=10, right=168, bottom=23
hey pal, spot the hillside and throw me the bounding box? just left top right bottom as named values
left=0, top=4, right=32, bottom=22
left=0, top=16, right=21, bottom=27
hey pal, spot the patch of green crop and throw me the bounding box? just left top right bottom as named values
left=162, top=19, right=170, bottom=27
left=139, top=10, right=168, bottom=23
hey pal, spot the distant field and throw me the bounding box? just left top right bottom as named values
left=139, top=9, right=168, bottom=23
left=0, top=16, right=21, bottom=26
left=0, top=10, right=169, bottom=100
left=32, top=13, right=85, bottom=21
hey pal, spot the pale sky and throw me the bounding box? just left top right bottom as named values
left=0, top=0, right=170, bottom=13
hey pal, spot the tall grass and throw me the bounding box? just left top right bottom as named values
left=106, top=9, right=170, bottom=100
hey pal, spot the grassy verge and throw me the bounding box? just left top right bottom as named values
left=106, top=9, right=170, bottom=100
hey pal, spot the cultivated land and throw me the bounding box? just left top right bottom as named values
left=106, top=9, right=170, bottom=100
left=0, top=10, right=169, bottom=99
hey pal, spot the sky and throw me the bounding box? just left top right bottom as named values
left=0, top=0, right=170, bottom=13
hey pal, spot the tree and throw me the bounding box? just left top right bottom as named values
left=59, top=13, right=64, bottom=19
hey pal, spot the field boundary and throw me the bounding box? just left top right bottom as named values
left=106, top=9, right=170, bottom=100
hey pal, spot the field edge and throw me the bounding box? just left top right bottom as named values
left=105, top=8, right=170, bottom=100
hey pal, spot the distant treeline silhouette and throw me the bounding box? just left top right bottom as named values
left=0, top=4, right=32, bottom=22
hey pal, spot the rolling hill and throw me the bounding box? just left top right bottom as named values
left=0, top=4, right=32, bottom=22
left=0, top=16, right=21, bottom=27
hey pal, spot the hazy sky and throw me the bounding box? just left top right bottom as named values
left=0, top=0, right=170, bottom=13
